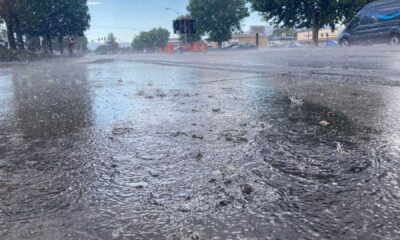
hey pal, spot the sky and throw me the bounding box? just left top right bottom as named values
left=86, top=0, right=271, bottom=43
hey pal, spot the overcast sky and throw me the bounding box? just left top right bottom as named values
left=86, top=0, right=270, bottom=43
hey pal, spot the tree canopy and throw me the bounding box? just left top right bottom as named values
left=0, top=0, right=20, bottom=49
left=132, top=28, right=170, bottom=51
left=106, top=33, right=119, bottom=51
left=95, top=33, right=119, bottom=54
left=19, top=0, right=90, bottom=51
left=0, top=0, right=90, bottom=52
left=249, top=0, right=375, bottom=44
left=188, top=0, right=249, bottom=47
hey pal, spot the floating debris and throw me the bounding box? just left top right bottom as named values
left=209, top=178, right=217, bottom=183
left=319, top=120, right=330, bottom=127
left=241, top=184, right=254, bottom=195
left=336, top=142, right=346, bottom=154
left=218, top=200, right=232, bottom=207
left=192, top=134, right=204, bottom=140
left=171, top=131, right=188, bottom=137
left=136, top=90, right=145, bottom=96
left=196, top=151, right=203, bottom=160
left=112, top=127, right=134, bottom=135
left=289, top=95, right=303, bottom=106
left=155, top=89, right=167, bottom=97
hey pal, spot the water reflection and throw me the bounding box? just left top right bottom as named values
left=246, top=85, right=400, bottom=239
left=0, top=71, right=14, bottom=125
left=12, top=61, right=92, bottom=139
left=1, top=58, right=400, bottom=239
left=0, top=61, right=97, bottom=239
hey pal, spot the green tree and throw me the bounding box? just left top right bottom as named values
left=187, top=0, right=249, bottom=48
left=53, top=35, right=89, bottom=54
left=95, top=33, right=119, bottom=54
left=95, top=44, right=113, bottom=55
left=132, top=32, right=150, bottom=51
left=0, top=0, right=21, bottom=49
left=249, top=0, right=375, bottom=45
left=180, top=31, right=202, bottom=44
left=149, top=28, right=170, bottom=49
left=75, top=36, right=89, bottom=53
left=106, top=33, right=119, bottom=52
left=107, top=33, right=116, bottom=43
left=17, top=0, right=90, bottom=53
left=132, top=28, right=170, bottom=51
left=337, top=0, right=377, bottom=24
left=51, top=0, right=90, bottom=54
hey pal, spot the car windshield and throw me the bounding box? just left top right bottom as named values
left=1, top=0, right=400, bottom=239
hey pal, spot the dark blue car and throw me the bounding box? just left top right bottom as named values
left=339, top=0, right=400, bottom=46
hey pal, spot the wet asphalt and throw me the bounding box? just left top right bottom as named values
left=1, top=46, right=400, bottom=239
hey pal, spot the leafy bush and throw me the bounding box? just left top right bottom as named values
left=132, top=28, right=170, bottom=51
left=0, top=48, right=50, bottom=62
left=94, top=44, right=114, bottom=55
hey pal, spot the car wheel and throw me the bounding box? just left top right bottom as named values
left=340, top=38, right=350, bottom=47
left=389, top=34, right=400, bottom=46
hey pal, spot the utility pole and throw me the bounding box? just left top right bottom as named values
left=256, top=33, right=259, bottom=49
left=166, top=7, right=180, bottom=17
left=184, top=17, right=187, bottom=46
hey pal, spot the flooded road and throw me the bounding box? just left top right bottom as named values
left=1, top=47, right=400, bottom=239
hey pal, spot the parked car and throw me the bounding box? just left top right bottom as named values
left=222, top=43, right=239, bottom=50
left=339, top=0, right=400, bottom=46
left=232, top=43, right=257, bottom=50
left=221, top=43, right=256, bottom=51
left=270, top=42, right=304, bottom=48
left=287, top=42, right=305, bottom=48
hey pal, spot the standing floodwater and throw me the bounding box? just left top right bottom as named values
left=1, top=48, right=400, bottom=239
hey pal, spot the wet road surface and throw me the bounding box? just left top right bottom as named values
left=1, top=47, right=400, bottom=239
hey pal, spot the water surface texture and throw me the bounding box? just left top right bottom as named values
left=1, top=48, right=400, bottom=239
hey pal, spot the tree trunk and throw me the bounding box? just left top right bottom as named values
left=58, top=36, right=64, bottom=55
left=16, top=32, right=24, bottom=50
left=312, top=11, right=319, bottom=46
left=33, top=37, right=41, bottom=51
left=5, top=20, right=16, bottom=49
left=217, top=41, right=222, bottom=48
left=46, top=34, right=53, bottom=54
left=14, top=16, right=25, bottom=50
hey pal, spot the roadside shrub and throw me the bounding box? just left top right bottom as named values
left=0, top=48, right=50, bottom=62
left=94, top=44, right=114, bottom=55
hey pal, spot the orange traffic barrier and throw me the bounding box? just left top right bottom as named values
left=166, top=44, right=174, bottom=54
left=193, top=42, right=199, bottom=52
left=201, top=42, right=207, bottom=51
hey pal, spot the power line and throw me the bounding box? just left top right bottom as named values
left=90, top=25, right=146, bottom=31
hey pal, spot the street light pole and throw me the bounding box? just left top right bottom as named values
left=166, top=7, right=180, bottom=17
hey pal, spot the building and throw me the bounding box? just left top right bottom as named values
left=297, top=28, right=343, bottom=44
left=250, top=26, right=267, bottom=36
left=230, top=33, right=268, bottom=48
left=228, top=25, right=269, bottom=48
left=167, top=38, right=181, bottom=48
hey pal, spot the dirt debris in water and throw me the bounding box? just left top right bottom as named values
left=112, top=127, right=134, bottom=135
